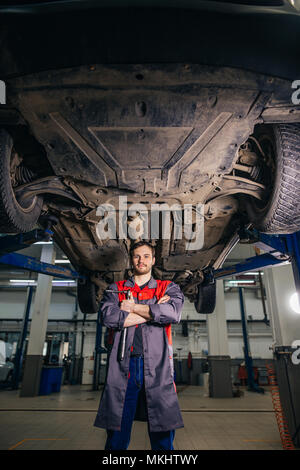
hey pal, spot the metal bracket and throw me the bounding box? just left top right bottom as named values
left=213, top=227, right=293, bottom=280
left=14, top=176, right=82, bottom=205
left=0, top=217, right=85, bottom=281
left=0, top=228, right=53, bottom=256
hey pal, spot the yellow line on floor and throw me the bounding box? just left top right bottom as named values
left=8, top=438, right=69, bottom=450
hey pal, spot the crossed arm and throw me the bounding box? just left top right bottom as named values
left=100, top=282, right=184, bottom=330
left=122, top=292, right=170, bottom=327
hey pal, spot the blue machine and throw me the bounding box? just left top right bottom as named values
left=39, top=366, right=63, bottom=395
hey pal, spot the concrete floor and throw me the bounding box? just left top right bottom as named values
left=0, top=384, right=283, bottom=450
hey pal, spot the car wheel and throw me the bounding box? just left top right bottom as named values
left=77, top=276, right=100, bottom=313
left=244, top=123, right=300, bottom=234
left=194, top=281, right=216, bottom=314
left=0, top=128, right=43, bottom=233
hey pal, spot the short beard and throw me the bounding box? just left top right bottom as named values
left=133, top=265, right=152, bottom=275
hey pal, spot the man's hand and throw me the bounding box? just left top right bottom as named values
left=121, top=291, right=148, bottom=327
left=157, top=295, right=170, bottom=304
left=124, top=313, right=147, bottom=327
left=121, top=291, right=171, bottom=326
left=120, top=290, right=135, bottom=313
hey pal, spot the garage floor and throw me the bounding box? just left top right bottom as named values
left=0, top=384, right=283, bottom=450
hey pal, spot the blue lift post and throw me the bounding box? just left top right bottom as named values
left=11, top=286, right=34, bottom=390
left=238, top=286, right=264, bottom=394
left=93, top=303, right=107, bottom=391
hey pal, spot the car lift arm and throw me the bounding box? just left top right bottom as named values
left=0, top=222, right=85, bottom=281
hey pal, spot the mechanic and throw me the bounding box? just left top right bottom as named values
left=94, top=240, right=185, bottom=450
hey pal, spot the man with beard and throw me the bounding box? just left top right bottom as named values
left=94, top=240, right=185, bottom=450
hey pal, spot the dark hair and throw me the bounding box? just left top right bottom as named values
left=129, top=241, right=156, bottom=259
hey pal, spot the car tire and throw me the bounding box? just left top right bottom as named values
left=77, top=276, right=100, bottom=313
left=0, top=128, right=43, bottom=233
left=194, top=281, right=216, bottom=314
left=244, top=123, right=300, bottom=234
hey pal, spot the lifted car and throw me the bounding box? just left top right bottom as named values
left=0, top=0, right=300, bottom=313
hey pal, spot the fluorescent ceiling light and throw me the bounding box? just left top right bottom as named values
left=9, top=280, right=37, bottom=286
left=10, top=279, right=76, bottom=285
left=243, top=272, right=263, bottom=276
left=227, top=280, right=255, bottom=284
left=34, top=241, right=53, bottom=245
left=52, top=282, right=76, bottom=286
left=54, top=260, right=71, bottom=264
